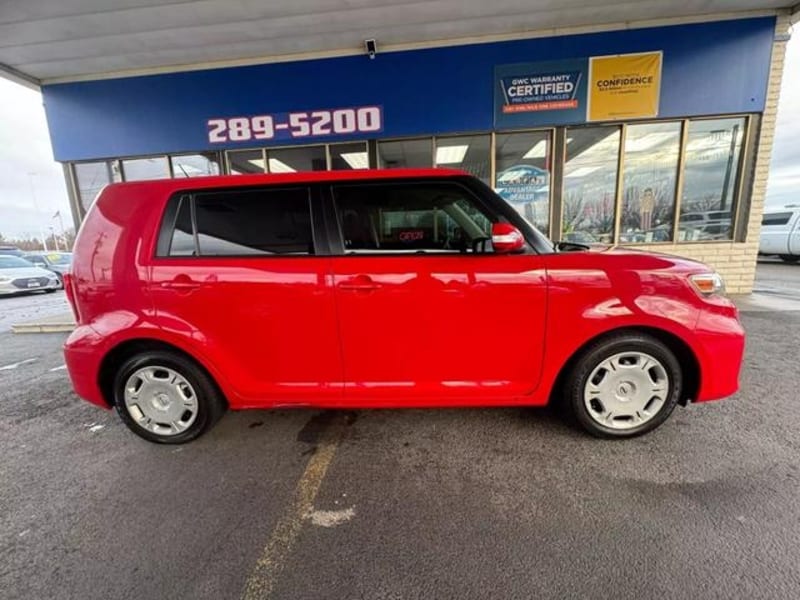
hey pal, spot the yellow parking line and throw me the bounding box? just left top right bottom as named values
left=241, top=421, right=345, bottom=600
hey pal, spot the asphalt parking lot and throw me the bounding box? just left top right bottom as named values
left=2, top=265, right=800, bottom=600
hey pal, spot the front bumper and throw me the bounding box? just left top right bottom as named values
left=0, top=276, right=60, bottom=295
left=693, top=303, right=746, bottom=402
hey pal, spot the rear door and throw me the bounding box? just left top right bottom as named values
left=149, top=185, right=342, bottom=406
left=789, top=212, right=800, bottom=256
left=326, top=179, right=547, bottom=404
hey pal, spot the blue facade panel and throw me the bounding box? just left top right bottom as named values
left=42, top=17, right=775, bottom=161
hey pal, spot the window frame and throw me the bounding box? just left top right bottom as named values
left=154, top=184, right=328, bottom=259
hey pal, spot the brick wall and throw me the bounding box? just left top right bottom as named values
left=629, top=13, right=791, bottom=295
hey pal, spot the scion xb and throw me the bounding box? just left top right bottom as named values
left=64, top=169, right=744, bottom=444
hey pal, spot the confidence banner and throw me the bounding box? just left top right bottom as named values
left=587, top=52, right=662, bottom=121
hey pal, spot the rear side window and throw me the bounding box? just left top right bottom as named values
left=160, top=187, right=314, bottom=257
left=762, top=212, right=794, bottom=227
left=333, top=183, right=497, bottom=254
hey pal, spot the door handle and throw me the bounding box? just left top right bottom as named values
left=160, top=275, right=202, bottom=291
left=338, top=275, right=380, bottom=291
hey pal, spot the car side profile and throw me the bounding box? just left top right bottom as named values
left=759, top=205, right=800, bottom=262
left=64, top=169, right=745, bottom=444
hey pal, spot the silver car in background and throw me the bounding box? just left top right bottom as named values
left=0, top=255, right=60, bottom=295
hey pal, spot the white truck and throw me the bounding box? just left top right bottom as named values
left=759, top=206, right=800, bottom=263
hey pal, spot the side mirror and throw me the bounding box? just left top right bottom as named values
left=491, top=223, right=525, bottom=254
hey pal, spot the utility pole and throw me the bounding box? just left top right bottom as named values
left=27, top=172, right=48, bottom=251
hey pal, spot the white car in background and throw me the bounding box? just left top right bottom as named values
left=759, top=206, right=800, bottom=263
left=0, top=255, right=61, bottom=295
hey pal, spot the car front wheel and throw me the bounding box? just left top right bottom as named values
left=564, top=333, right=682, bottom=438
left=113, top=351, right=226, bottom=444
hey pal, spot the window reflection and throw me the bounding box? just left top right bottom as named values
left=435, top=135, right=491, bottom=185
left=267, top=146, right=326, bottom=172
left=563, top=127, right=621, bottom=244
left=620, top=122, right=681, bottom=243
left=228, top=149, right=265, bottom=174
left=171, top=153, right=220, bottom=178
left=122, top=157, right=169, bottom=181
left=679, top=118, right=744, bottom=241
left=378, top=138, right=432, bottom=168
left=74, top=161, right=121, bottom=211
left=494, top=131, right=552, bottom=233
left=330, top=143, right=369, bottom=170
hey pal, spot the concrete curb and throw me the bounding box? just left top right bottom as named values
left=11, top=322, right=76, bottom=334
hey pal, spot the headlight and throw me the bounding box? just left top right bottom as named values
left=689, top=272, right=725, bottom=296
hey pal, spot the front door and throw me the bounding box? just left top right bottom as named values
left=328, top=180, right=547, bottom=404
left=149, top=185, right=342, bottom=406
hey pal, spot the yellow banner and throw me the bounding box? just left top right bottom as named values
left=588, top=52, right=662, bottom=121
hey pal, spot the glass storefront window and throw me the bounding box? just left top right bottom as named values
left=563, top=126, right=621, bottom=244
left=122, top=156, right=169, bottom=181
left=267, top=146, right=327, bottom=172
left=679, top=117, right=745, bottom=241
left=495, top=131, right=552, bottom=233
left=171, top=153, right=220, bottom=178
left=330, top=143, right=369, bottom=170
left=435, top=135, right=491, bottom=185
left=74, top=161, right=121, bottom=211
left=620, top=122, right=681, bottom=243
left=378, top=138, right=432, bottom=168
left=228, top=149, right=265, bottom=174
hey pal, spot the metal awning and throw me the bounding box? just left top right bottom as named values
left=0, top=0, right=794, bottom=87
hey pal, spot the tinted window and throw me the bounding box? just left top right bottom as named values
left=333, top=183, right=497, bottom=253
left=164, top=188, right=314, bottom=257
left=762, top=212, right=793, bottom=226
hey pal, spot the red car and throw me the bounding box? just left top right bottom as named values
left=63, top=169, right=744, bottom=444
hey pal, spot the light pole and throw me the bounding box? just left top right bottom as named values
left=27, top=172, right=48, bottom=251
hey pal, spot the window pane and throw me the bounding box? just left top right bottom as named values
left=268, top=146, right=326, bottom=172
left=762, top=212, right=793, bottom=226
left=679, top=118, right=744, bottom=241
left=435, top=135, right=491, bottom=185
left=495, top=131, right=552, bottom=233
left=228, top=150, right=265, bottom=174
left=122, top=157, right=169, bottom=181
left=330, top=143, right=369, bottom=170
left=563, top=126, right=621, bottom=244
left=620, top=122, right=681, bottom=243
left=378, top=139, right=432, bottom=168
left=171, top=153, right=220, bottom=178
left=169, top=196, right=195, bottom=256
left=194, top=188, right=313, bottom=255
left=74, top=161, right=121, bottom=211
left=334, top=183, right=496, bottom=253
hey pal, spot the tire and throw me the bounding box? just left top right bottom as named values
left=779, top=255, right=800, bottom=263
left=112, top=351, right=227, bottom=444
left=44, top=289, right=56, bottom=294
left=563, top=333, right=682, bottom=439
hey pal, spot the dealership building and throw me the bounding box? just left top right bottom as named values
left=2, top=2, right=798, bottom=293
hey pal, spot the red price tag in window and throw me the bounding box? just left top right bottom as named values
left=399, top=230, right=425, bottom=242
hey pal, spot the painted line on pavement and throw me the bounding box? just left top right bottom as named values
left=49, top=364, right=67, bottom=372
left=241, top=418, right=347, bottom=600
left=0, top=358, right=38, bottom=371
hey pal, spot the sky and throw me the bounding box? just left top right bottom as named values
left=0, top=31, right=798, bottom=239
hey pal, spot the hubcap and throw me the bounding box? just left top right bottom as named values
left=123, top=366, right=198, bottom=436
left=583, top=351, right=670, bottom=430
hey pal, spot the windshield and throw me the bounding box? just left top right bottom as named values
left=45, top=253, right=72, bottom=265
left=0, top=256, right=35, bottom=269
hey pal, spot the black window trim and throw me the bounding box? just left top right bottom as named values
left=321, top=176, right=549, bottom=257
left=154, top=184, right=326, bottom=259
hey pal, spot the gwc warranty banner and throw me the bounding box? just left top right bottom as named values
left=494, top=51, right=663, bottom=127
left=587, top=52, right=663, bottom=121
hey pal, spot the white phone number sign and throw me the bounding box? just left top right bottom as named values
left=207, top=106, right=382, bottom=144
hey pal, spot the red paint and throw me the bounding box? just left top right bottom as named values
left=64, top=169, right=745, bottom=412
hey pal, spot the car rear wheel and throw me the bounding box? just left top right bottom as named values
left=564, top=333, right=682, bottom=438
left=113, top=351, right=226, bottom=444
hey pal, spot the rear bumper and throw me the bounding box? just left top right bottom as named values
left=64, top=324, right=110, bottom=408
left=693, top=305, right=746, bottom=402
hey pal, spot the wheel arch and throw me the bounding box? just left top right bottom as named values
left=98, top=338, right=229, bottom=409
left=548, top=325, right=701, bottom=407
